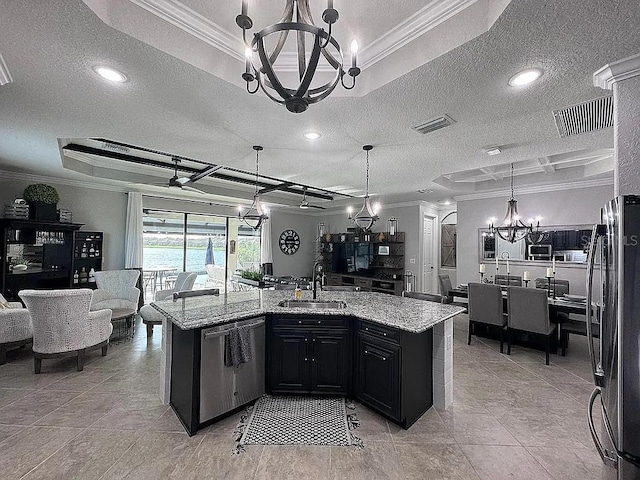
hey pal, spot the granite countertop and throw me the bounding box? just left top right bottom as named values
left=151, top=290, right=465, bottom=333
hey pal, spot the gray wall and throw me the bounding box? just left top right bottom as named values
left=456, top=184, right=613, bottom=295
left=0, top=178, right=127, bottom=270
left=268, top=210, right=317, bottom=278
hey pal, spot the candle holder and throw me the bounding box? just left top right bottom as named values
left=506, top=273, right=511, bottom=286
left=524, top=279, right=530, bottom=287
left=545, top=276, right=555, bottom=298
left=479, top=272, right=485, bottom=283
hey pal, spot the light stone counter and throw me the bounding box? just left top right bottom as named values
left=154, top=290, right=464, bottom=410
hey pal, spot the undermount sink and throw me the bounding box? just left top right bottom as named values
left=278, top=300, right=347, bottom=309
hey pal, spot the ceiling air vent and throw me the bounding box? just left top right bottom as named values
left=412, top=114, right=456, bottom=135
left=553, top=95, right=613, bottom=138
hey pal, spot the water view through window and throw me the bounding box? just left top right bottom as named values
left=142, top=212, right=260, bottom=302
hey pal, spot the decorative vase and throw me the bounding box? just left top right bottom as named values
left=28, top=201, right=57, bottom=222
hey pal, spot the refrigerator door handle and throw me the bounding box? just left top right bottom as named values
left=586, top=224, right=605, bottom=387
left=589, top=388, right=618, bottom=468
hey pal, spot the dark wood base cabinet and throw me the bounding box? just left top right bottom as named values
left=266, top=315, right=433, bottom=429
left=267, top=315, right=350, bottom=395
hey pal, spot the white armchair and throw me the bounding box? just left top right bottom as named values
left=91, top=270, right=141, bottom=312
left=19, top=289, right=113, bottom=373
left=139, top=272, right=197, bottom=337
left=0, top=302, right=33, bottom=364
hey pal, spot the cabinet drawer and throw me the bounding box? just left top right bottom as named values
left=272, top=316, right=348, bottom=329
left=354, top=278, right=371, bottom=287
left=359, top=320, right=400, bottom=344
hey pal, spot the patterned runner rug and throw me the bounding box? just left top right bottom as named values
left=233, top=395, right=362, bottom=453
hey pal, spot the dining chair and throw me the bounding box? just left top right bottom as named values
left=402, top=291, right=445, bottom=302
left=438, top=274, right=468, bottom=307
left=323, top=285, right=360, bottom=292
left=507, top=286, right=557, bottom=365
left=139, top=272, right=198, bottom=337
left=468, top=283, right=507, bottom=352
left=495, top=275, right=523, bottom=286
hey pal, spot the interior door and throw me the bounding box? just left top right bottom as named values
left=422, top=215, right=434, bottom=293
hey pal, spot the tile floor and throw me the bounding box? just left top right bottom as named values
left=0, top=314, right=604, bottom=479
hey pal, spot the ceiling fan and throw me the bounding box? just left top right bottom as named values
left=155, top=158, right=221, bottom=194
left=299, top=187, right=326, bottom=210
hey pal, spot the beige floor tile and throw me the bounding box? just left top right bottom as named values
left=395, top=443, right=480, bottom=480
left=460, top=444, right=554, bottom=480
left=22, top=428, right=141, bottom=480
left=34, top=392, right=121, bottom=427
left=389, top=408, right=455, bottom=445
left=101, top=431, right=203, bottom=479
left=526, top=445, right=602, bottom=480
left=0, top=425, right=83, bottom=478
left=0, top=387, right=32, bottom=408
left=42, top=367, right=117, bottom=392
left=329, top=441, right=402, bottom=480
left=479, top=361, right=545, bottom=383
left=0, top=389, right=80, bottom=425
left=254, top=445, right=331, bottom=480
left=348, top=402, right=393, bottom=443
left=440, top=411, right=519, bottom=445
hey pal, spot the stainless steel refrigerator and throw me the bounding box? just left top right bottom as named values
left=587, top=195, right=640, bottom=480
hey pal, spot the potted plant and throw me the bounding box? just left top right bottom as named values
left=23, top=184, right=59, bottom=221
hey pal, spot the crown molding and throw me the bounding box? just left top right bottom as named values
left=125, top=0, right=478, bottom=74
left=454, top=177, right=613, bottom=201
left=0, top=53, right=13, bottom=86
left=593, top=53, right=640, bottom=90
left=360, top=0, right=478, bottom=70
left=128, top=0, right=242, bottom=61
left=0, top=169, right=128, bottom=193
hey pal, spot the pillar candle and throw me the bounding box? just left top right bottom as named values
left=479, top=263, right=486, bottom=273
left=552, top=257, right=556, bottom=273
left=506, top=258, right=510, bottom=274
left=546, top=267, right=553, bottom=277
left=495, top=257, right=499, bottom=271
left=523, top=271, right=531, bottom=281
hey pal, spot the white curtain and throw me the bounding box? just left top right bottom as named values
left=260, top=218, right=273, bottom=265
left=125, top=192, right=144, bottom=268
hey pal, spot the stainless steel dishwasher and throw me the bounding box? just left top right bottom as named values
left=199, top=317, right=265, bottom=423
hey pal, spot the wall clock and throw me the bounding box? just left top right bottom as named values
left=279, top=229, right=301, bottom=255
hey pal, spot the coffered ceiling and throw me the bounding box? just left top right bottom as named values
left=0, top=0, right=639, bottom=209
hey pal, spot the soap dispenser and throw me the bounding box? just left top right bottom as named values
left=294, top=284, right=302, bottom=300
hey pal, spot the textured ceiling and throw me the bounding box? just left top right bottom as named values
left=0, top=0, right=639, bottom=208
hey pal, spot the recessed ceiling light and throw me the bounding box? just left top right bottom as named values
left=94, top=66, right=127, bottom=83
left=303, top=131, right=321, bottom=140
left=484, top=146, right=502, bottom=156
left=417, top=188, right=433, bottom=195
left=508, top=68, right=543, bottom=87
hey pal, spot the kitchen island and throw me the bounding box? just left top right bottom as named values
left=153, top=290, right=464, bottom=435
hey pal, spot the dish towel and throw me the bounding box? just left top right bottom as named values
left=224, top=326, right=253, bottom=368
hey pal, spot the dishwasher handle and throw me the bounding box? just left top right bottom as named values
left=202, top=319, right=265, bottom=339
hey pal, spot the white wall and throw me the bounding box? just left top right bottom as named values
left=456, top=185, right=614, bottom=295
left=0, top=178, right=127, bottom=270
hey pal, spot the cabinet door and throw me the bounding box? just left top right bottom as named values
left=268, top=329, right=309, bottom=393
left=355, top=333, right=400, bottom=420
left=310, top=330, right=350, bottom=394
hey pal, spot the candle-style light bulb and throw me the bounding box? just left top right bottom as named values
left=328, top=0, right=334, bottom=9
left=244, top=47, right=252, bottom=74
left=347, top=206, right=353, bottom=219
left=241, top=0, right=248, bottom=17
left=351, top=40, right=358, bottom=68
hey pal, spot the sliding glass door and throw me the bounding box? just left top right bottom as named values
left=186, top=215, right=227, bottom=293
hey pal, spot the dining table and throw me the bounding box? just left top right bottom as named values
left=144, top=266, right=178, bottom=295
left=448, top=285, right=595, bottom=354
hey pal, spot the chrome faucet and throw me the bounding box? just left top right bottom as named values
left=312, top=261, right=325, bottom=300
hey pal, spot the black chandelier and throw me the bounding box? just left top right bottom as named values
left=489, top=163, right=541, bottom=243
left=236, top=0, right=361, bottom=113
left=348, top=145, right=379, bottom=232
left=238, top=145, right=269, bottom=230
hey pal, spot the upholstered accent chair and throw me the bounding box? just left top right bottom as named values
left=91, top=270, right=141, bottom=312
left=19, top=289, right=113, bottom=373
left=139, top=272, right=197, bottom=337
left=0, top=301, right=33, bottom=364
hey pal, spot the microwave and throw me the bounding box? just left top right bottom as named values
left=528, top=244, right=552, bottom=260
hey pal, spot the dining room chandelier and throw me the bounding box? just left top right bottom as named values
left=236, top=0, right=361, bottom=113
left=238, top=145, right=269, bottom=230
left=489, top=163, right=541, bottom=243
left=348, top=145, right=379, bottom=232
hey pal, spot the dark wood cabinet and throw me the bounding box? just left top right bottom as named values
left=267, top=316, right=350, bottom=395
left=355, top=333, right=400, bottom=420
